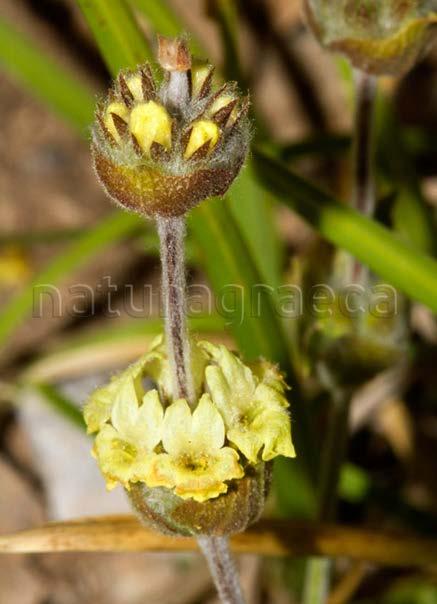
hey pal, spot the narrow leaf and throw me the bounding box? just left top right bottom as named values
left=0, top=212, right=141, bottom=357
left=76, top=0, right=153, bottom=73
left=0, top=17, right=94, bottom=132
left=2, top=515, right=437, bottom=567
left=255, top=151, right=437, bottom=313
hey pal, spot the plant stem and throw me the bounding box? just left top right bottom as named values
left=351, top=70, right=377, bottom=284
left=302, top=73, right=377, bottom=604
left=157, top=215, right=195, bottom=404
left=303, top=390, right=350, bottom=604
left=303, top=558, right=331, bottom=604
left=157, top=215, right=245, bottom=604
left=198, top=536, right=246, bottom=604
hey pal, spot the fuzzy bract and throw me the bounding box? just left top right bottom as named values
left=304, top=0, right=437, bottom=75
left=92, top=39, right=251, bottom=217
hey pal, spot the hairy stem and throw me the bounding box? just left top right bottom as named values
left=157, top=215, right=195, bottom=404
left=157, top=217, right=245, bottom=604
left=198, top=536, right=246, bottom=604
left=351, top=70, right=377, bottom=284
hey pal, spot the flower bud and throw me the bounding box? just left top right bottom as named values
left=83, top=336, right=295, bottom=536
left=92, top=37, right=251, bottom=217
left=304, top=0, right=437, bottom=75
left=307, top=289, right=407, bottom=385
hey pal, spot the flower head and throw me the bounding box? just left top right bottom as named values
left=304, top=0, right=437, bottom=75
left=92, top=37, right=251, bottom=217
left=83, top=336, right=295, bottom=535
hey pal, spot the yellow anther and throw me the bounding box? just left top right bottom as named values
left=104, top=102, right=129, bottom=143
left=126, top=75, right=143, bottom=102
left=184, top=120, right=220, bottom=159
left=129, top=101, right=172, bottom=154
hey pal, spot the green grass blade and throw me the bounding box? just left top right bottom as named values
left=34, top=383, right=86, bottom=431
left=208, top=0, right=242, bottom=84
left=129, top=0, right=202, bottom=55
left=189, top=198, right=289, bottom=364
left=0, top=212, right=141, bottom=357
left=0, top=17, right=94, bottom=132
left=229, top=161, right=283, bottom=288
left=76, top=0, right=153, bottom=73
left=255, top=151, right=437, bottom=312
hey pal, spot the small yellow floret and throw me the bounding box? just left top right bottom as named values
left=191, top=64, right=211, bottom=96
left=104, top=102, right=129, bottom=143
left=126, top=74, right=143, bottom=102
left=129, top=101, right=172, bottom=154
left=209, top=94, right=234, bottom=116
left=184, top=120, right=220, bottom=159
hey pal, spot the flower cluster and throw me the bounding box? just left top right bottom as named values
left=84, top=337, right=295, bottom=505
left=304, top=0, right=437, bottom=75
left=92, top=37, right=251, bottom=217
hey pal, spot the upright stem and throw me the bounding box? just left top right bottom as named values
left=351, top=70, right=377, bottom=285
left=303, top=391, right=350, bottom=604
left=157, top=215, right=195, bottom=405
left=198, top=537, right=246, bottom=604
left=304, top=73, right=377, bottom=604
left=157, top=216, right=245, bottom=604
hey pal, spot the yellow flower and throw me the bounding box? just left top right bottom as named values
left=94, top=389, right=164, bottom=490
left=201, top=343, right=296, bottom=463
left=83, top=354, right=149, bottom=434
left=147, top=395, right=243, bottom=502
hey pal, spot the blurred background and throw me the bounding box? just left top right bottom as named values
left=1, top=0, right=437, bottom=603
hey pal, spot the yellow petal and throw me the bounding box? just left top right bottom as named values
left=162, top=399, right=192, bottom=456
left=191, top=394, right=225, bottom=452
left=135, top=390, right=164, bottom=450
left=94, top=425, right=154, bottom=489
left=225, top=384, right=295, bottom=462
left=226, top=427, right=262, bottom=464
left=210, top=94, right=234, bottom=113
left=83, top=378, right=120, bottom=434
left=110, top=357, right=148, bottom=436
left=147, top=447, right=243, bottom=502
left=251, top=386, right=296, bottom=460
left=129, top=101, right=172, bottom=154
left=191, top=63, right=212, bottom=97
left=104, top=102, right=129, bottom=143
left=184, top=120, right=220, bottom=159
left=202, top=342, right=256, bottom=398
left=250, top=359, right=289, bottom=394
left=203, top=343, right=256, bottom=422
left=126, top=74, right=143, bottom=102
